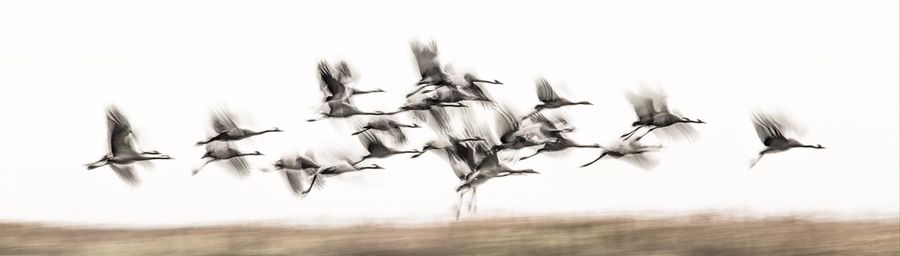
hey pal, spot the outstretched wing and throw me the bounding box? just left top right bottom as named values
left=107, top=106, right=140, bottom=157
left=410, top=40, right=442, bottom=80
left=535, top=77, right=561, bottom=103
left=222, top=143, right=251, bottom=177
left=318, top=60, right=347, bottom=101
left=625, top=91, right=655, bottom=121
left=225, top=155, right=251, bottom=177
left=752, top=112, right=786, bottom=146
left=284, top=170, right=307, bottom=196
left=211, top=108, right=239, bottom=134
left=110, top=164, right=139, bottom=186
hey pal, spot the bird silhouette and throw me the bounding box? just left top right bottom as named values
left=580, top=138, right=662, bottom=169
left=522, top=77, right=592, bottom=120
left=620, top=86, right=704, bottom=141
left=193, top=141, right=263, bottom=177
left=318, top=60, right=385, bottom=102
left=86, top=106, right=173, bottom=186
left=197, top=108, right=282, bottom=145
left=749, top=111, right=824, bottom=168
left=352, top=132, right=422, bottom=165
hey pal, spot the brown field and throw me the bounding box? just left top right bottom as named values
left=0, top=215, right=897, bottom=256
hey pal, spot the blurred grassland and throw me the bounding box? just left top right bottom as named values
left=0, top=215, right=897, bottom=256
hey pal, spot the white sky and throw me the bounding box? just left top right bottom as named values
left=0, top=0, right=897, bottom=227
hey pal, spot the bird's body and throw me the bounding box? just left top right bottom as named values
left=193, top=142, right=263, bottom=176
left=353, top=133, right=421, bottom=165
left=749, top=111, right=824, bottom=168
left=620, top=87, right=703, bottom=141
left=197, top=109, right=281, bottom=145
left=519, top=135, right=601, bottom=161
left=580, top=139, right=662, bottom=168
left=352, top=117, right=421, bottom=135
left=307, top=100, right=400, bottom=122
left=522, top=78, right=592, bottom=120
left=318, top=60, right=384, bottom=102
left=86, top=106, right=172, bottom=186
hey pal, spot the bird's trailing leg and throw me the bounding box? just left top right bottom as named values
left=580, top=152, right=608, bottom=168
left=620, top=126, right=647, bottom=140
left=352, top=155, right=371, bottom=166
left=472, top=79, right=503, bottom=85
left=519, top=149, right=544, bottom=161
left=351, top=127, right=372, bottom=135
left=749, top=153, right=765, bottom=169
left=192, top=159, right=217, bottom=176
left=633, top=127, right=659, bottom=141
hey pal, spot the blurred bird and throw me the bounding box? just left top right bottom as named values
left=193, top=141, right=262, bottom=177
left=406, top=40, right=502, bottom=97
left=620, top=86, right=704, bottom=141
left=352, top=132, right=422, bottom=165
left=263, top=154, right=324, bottom=196
left=197, top=108, right=282, bottom=145
left=86, top=106, right=173, bottom=186
left=749, top=111, right=824, bottom=168
left=307, top=100, right=402, bottom=122
left=518, top=133, right=601, bottom=161
left=522, top=77, right=592, bottom=120
left=318, top=60, right=385, bottom=102
left=580, top=138, right=662, bottom=169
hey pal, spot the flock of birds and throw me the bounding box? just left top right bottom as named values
left=85, top=40, right=825, bottom=218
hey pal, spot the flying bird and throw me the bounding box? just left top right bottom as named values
left=193, top=141, right=263, bottom=177
left=352, top=132, right=421, bottom=165
left=197, top=108, right=282, bottom=145
left=318, top=60, right=385, bottom=102
left=620, top=86, right=704, bottom=141
left=749, top=111, right=824, bottom=168
left=263, top=154, right=325, bottom=196
left=86, top=106, right=173, bottom=186
left=522, top=77, right=592, bottom=120
left=580, top=138, right=662, bottom=169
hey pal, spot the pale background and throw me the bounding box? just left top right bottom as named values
left=0, top=0, right=896, bottom=227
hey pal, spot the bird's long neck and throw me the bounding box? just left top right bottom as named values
left=680, top=118, right=703, bottom=124
left=796, top=144, right=823, bottom=149
left=353, top=88, right=383, bottom=94
left=139, top=155, right=171, bottom=160
left=252, top=129, right=279, bottom=136
left=471, top=79, right=501, bottom=85
left=497, top=169, right=534, bottom=177
left=573, top=143, right=602, bottom=148
left=391, top=149, right=421, bottom=154
left=357, top=165, right=380, bottom=170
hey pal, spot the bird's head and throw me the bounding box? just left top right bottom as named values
left=577, top=101, right=593, bottom=105
left=366, top=164, right=385, bottom=170
left=373, top=88, right=386, bottom=93
left=815, top=144, right=825, bottom=149
left=269, top=127, right=284, bottom=132
left=251, top=151, right=264, bottom=156
left=273, top=160, right=285, bottom=169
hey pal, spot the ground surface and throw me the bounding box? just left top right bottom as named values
left=1, top=215, right=897, bottom=255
